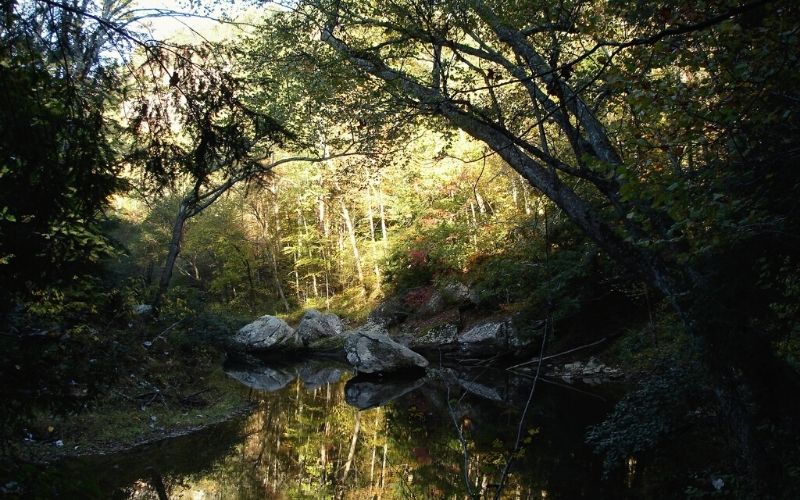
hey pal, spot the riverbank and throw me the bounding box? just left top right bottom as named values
left=0, top=309, right=255, bottom=469
left=8, top=368, right=251, bottom=465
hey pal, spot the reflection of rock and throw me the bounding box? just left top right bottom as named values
left=226, top=366, right=296, bottom=392
left=431, top=368, right=506, bottom=402
left=296, top=309, right=344, bottom=346
left=344, top=376, right=426, bottom=410
left=345, top=324, right=429, bottom=374
left=297, top=361, right=345, bottom=390
left=233, top=315, right=302, bottom=352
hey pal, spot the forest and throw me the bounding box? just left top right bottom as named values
left=1, top=0, right=799, bottom=498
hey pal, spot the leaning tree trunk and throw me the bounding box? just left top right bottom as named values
left=152, top=198, right=190, bottom=314
left=317, top=13, right=800, bottom=492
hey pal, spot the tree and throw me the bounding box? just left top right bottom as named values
left=259, top=0, right=800, bottom=485
left=0, top=0, right=132, bottom=307
left=126, top=41, right=299, bottom=312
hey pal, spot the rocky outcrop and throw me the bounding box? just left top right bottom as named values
left=410, top=323, right=458, bottom=348
left=344, top=323, right=429, bottom=374
left=295, top=309, right=344, bottom=346
left=232, top=315, right=302, bottom=352
left=412, top=287, right=446, bottom=317
left=401, top=308, right=460, bottom=350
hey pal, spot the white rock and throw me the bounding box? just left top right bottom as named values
left=345, top=324, right=429, bottom=374
left=233, top=315, right=302, bottom=352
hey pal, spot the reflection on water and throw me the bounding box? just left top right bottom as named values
left=39, top=358, right=631, bottom=499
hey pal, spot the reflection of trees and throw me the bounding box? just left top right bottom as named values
left=127, top=369, right=619, bottom=499
left=382, top=373, right=617, bottom=499
left=164, top=376, right=394, bottom=499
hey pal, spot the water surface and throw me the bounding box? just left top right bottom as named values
left=32, top=358, right=633, bottom=498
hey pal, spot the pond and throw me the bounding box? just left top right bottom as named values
left=26, top=357, right=636, bottom=499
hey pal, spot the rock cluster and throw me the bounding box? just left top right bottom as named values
left=228, top=283, right=618, bottom=381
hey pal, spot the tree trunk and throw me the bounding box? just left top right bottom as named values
left=341, top=199, right=365, bottom=287
left=318, top=11, right=800, bottom=492
left=152, top=197, right=190, bottom=314
left=366, top=175, right=382, bottom=284
left=269, top=245, right=290, bottom=312
left=378, top=175, right=388, bottom=243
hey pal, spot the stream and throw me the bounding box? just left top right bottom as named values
left=25, top=357, right=638, bottom=499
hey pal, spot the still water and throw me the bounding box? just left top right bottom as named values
left=38, top=358, right=633, bottom=499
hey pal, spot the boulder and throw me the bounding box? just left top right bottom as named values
left=295, top=309, right=344, bottom=346
left=344, top=323, right=429, bottom=374
left=458, top=320, right=511, bottom=354
left=233, top=315, right=302, bottom=352
left=458, top=318, right=536, bottom=354
left=411, top=323, right=458, bottom=348
left=226, top=366, right=296, bottom=392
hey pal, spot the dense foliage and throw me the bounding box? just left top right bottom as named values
left=0, top=3, right=121, bottom=306
left=1, top=0, right=799, bottom=497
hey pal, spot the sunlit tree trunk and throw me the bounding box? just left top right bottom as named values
left=510, top=175, right=519, bottom=208
left=340, top=199, right=365, bottom=287
left=378, top=174, right=388, bottom=244
left=268, top=194, right=291, bottom=312
left=270, top=247, right=290, bottom=312
left=365, top=172, right=382, bottom=285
